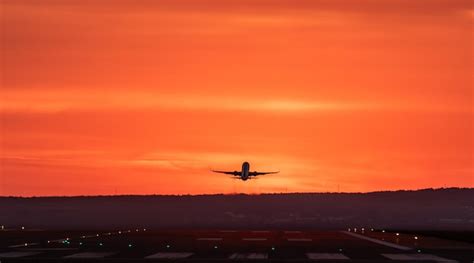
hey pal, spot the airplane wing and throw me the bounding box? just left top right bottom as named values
left=212, top=170, right=241, bottom=176
left=249, top=171, right=279, bottom=177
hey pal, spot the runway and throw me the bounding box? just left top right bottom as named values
left=0, top=229, right=472, bottom=262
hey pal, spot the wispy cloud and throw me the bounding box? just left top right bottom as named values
left=2, top=89, right=471, bottom=113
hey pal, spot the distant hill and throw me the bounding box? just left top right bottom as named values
left=1, top=188, right=473, bottom=230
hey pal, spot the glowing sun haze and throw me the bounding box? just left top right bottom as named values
left=1, top=0, right=473, bottom=196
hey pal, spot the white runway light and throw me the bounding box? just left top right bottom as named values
left=8, top=243, right=39, bottom=248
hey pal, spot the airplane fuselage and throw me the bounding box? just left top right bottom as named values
left=241, top=162, right=250, bottom=181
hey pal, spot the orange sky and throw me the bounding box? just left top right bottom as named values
left=1, top=0, right=473, bottom=196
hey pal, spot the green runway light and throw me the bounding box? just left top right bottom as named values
left=79, top=242, right=83, bottom=246
left=166, top=244, right=170, bottom=249
left=214, top=245, right=218, bottom=249
left=128, top=244, right=133, bottom=248
left=99, top=243, right=103, bottom=246
left=271, top=247, right=275, bottom=251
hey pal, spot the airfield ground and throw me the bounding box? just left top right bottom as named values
left=0, top=229, right=472, bottom=262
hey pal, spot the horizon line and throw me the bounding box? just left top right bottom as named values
left=1, top=187, right=472, bottom=198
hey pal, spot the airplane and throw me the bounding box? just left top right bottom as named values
left=212, top=161, right=279, bottom=181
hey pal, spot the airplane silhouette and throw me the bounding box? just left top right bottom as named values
left=212, top=162, right=279, bottom=181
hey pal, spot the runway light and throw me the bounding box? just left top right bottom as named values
left=47, top=241, right=50, bottom=244
left=271, top=247, right=276, bottom=251
left=371, top=228, right=374, bottom=231
left=417, top=249, right=421, bottom=253
left=79, top=242, right=83, bottom=246
left=1, top=225, right=4, bottom=230
left=96, top=234, right=100, bottom=237
left=24, top=243, right=28, bottom=246
left=21, top=226, right=25, bottom=230
left=396, top=233, right=400, bottom=236
left=118, top=231, right=122, bottom=234
left=382, top=230, right=385, bottom=233
left=136, top=229, right=139, bottom=232
left=128, top=244, right=133, bottom=248
left=347, top=228, right=351, bottom=232
left=362, top=228, right=365, bottom=231
left=166, top=244, right=170, bottom=249
left=414, top=236, right=418, bottom=240
left=214, top=245, right=218, bottom=249
left=338, top=248, right=343, bottom=252
left=99, top=243, right=103, bottom=246
left=143, top=228, right=147, bottom=231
